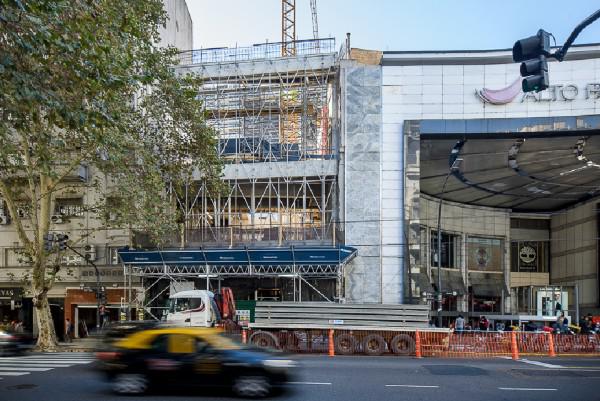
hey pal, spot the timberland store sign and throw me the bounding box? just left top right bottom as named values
left=477, top=79, right=600, bottom=105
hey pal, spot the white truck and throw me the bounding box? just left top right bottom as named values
left=166, top=290, right=221, bottom=327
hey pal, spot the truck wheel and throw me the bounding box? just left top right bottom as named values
left=390, top=334, right=415, bottom=355
left=363, top=334, right=386, bottom=356
left=250, top=331, right=279, bottom=349
left=334, top=334, right=357, bottom=355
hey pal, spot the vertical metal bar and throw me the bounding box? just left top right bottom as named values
left=575, top=284, right=580, bottom=324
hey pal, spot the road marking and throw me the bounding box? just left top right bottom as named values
left=0, top=363, right=70, bottom=368
left=288, top=382, right=332, bottom=385
left=519, top=358, right=564, bottom=368
left=499, top=388, right=557, bottom=391
left=0, top=359, right=93, bottom=364
left=386, top=385, right=439, bottom=388
left=0, top=372, right=30, bottom=376
left=0, top=367, right=52, bottom=371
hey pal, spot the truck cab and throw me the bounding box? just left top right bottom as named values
left=166, top=290, right=221, bottom=327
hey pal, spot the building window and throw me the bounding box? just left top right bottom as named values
left=430, top=230, right=460, bottom=269
left=55, top=197, right=84, bottom=217
left=466, top=236, right=503, bottom=272
left=510, top=241, right=549, bottom=273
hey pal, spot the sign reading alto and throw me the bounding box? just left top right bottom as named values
left=478, top=79, right=600, bottom=104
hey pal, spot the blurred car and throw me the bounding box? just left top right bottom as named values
left=0, top=329, right=34, bottom=356
left=95, top=326, right=297, bottom=397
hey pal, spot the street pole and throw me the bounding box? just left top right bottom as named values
left=436, top=158, right=462, bottom=328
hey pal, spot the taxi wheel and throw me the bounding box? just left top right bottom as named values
left=233, top=375, right=271, bottom=398
left=112, top=373, right=148, bottom=395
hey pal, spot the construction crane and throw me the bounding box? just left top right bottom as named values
left=281, top=0, right=296, bottom=56
left=281, top=0, right=319, bottom=56
left=310, top=0, right=319, bottom=41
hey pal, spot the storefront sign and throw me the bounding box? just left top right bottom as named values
left=0, top=288, right=22, bottom=300
left=518, top=243, right=538, bottom=271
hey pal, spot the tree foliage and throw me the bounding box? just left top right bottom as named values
left=0, top=0, right=220, bottom=349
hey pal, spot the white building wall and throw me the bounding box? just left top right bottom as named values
left=158, top=0, right=193, bottom=50
left=380, top=46, right=600, bottom=304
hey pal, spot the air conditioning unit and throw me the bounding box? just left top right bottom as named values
left=51, top=214, right=64, bottom=224
left=84, top=244, right=96, bottom=261
left=0, top=215, right=9, bottom=225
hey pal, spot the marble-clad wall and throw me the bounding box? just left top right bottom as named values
left=341, top=62, right=383, bottom=303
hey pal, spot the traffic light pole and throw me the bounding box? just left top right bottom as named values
left=553, top=9, right=600, bottom=61
left=65, top=244, right=103, bottom=331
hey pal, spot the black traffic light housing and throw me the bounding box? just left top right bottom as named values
left=43, top=233, right=55, bottom=252
left=56, top=234, right=69, bottom=250
left=513, top=29, right=552, bottom=92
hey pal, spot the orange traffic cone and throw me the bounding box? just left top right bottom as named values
left=415, top=330, right=422, bottom=358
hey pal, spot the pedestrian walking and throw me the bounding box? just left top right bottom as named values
left=478, top=315, right=489, bottom=331
left=455, top=315, right=465, bottom=333
left=65, top=318, right=73, bottom=343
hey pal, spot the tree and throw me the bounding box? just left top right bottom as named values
left=0, top=0, right=221, bottom=350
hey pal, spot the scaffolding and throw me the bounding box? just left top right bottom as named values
left=125, top=39, right=343, bottom=315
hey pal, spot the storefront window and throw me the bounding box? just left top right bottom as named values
left=430, top=230, right=460, bottom=268
left=466, top=237, right=503, bottom=271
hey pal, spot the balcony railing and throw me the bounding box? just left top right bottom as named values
left=177, top=38, right=336, bottom=65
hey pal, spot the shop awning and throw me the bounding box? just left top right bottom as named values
left=431, top=268, right=467, bottom=295
left=469, top=272, right=509, bottom=297
left=118, top=245, right=358, bottom=267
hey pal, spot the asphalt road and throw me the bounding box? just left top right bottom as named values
left=0, top=353, right=599, bottom=401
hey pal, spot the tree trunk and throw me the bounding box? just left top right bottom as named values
left=34, top=294, right=59, bottom=351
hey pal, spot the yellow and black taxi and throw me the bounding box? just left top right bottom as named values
left=95, top=326, right=296, bottom=397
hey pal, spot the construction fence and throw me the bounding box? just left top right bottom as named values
left=232, top=328, right=600, bottom=358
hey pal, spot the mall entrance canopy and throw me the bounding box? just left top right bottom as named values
left=418, top=115, right=600, bottom=211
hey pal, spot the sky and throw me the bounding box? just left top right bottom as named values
left=186, top=0, right=600, bottom=52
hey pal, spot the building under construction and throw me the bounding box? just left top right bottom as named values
left=125, top=38, right=358, bottom=316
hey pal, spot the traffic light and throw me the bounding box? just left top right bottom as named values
left=56, top=234, right=69, bottom=250
left=513, top=29, right=551, bottom=92
left=43, top=233, right=54, bottom=252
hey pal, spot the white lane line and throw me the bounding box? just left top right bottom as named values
left=499, top=388, right=557, bottom=391
left=0, top=360, right=93, bottom=364
left=0, top=367, right=52, bottom=371
left=518, top=358, right=564, bottom=369
left=288, top=382, right=332, bottom=385
left=0, top=364, right=69, bottom=368
left=0, top=361, right=73, bottom=366
left=386, top=385, right=439, bottom=388
left=0, top=372, right=30, bottom=376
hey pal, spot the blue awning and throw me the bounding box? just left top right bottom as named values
left=118, top=245, right=357, bottom=267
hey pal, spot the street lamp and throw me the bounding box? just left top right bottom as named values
left=436, top=158, right=462, bottom=328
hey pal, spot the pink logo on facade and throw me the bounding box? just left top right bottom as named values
left=477, top=77, right=523, bottom=105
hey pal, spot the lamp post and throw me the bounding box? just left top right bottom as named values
left=436, top=158, right=462, bottom=328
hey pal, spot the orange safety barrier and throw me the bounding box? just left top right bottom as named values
left=547, top=333, right=556, bottom=357
left=415, top=330, right=422, bottom=358
left=328, top=329, right=334, bottom=357
left=237, top=327, right=600, bottom=358
left=511, top=331, right=519, bottom=360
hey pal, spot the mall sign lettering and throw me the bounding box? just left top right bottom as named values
left=478, top=81, right=600, bottom=104
left=520, top=83, right=600, bottom=102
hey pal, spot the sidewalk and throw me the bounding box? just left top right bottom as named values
left=58, top=336, right=100, bottom=352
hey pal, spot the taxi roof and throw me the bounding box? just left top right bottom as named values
left=115, top=327, right=223, bottom=349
